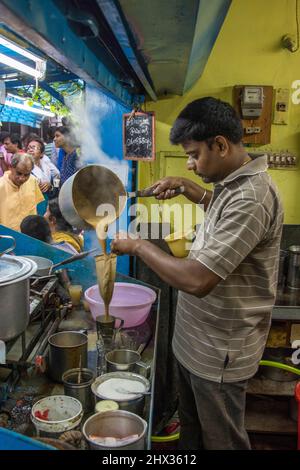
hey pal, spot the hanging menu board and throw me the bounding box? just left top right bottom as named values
left=123, top=111, right=155, bottom=161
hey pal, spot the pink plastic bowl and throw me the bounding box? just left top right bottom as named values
left=84, top=282, right=156, bottom=327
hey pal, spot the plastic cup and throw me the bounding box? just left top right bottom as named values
left=68, top=285, right=83, bottom=306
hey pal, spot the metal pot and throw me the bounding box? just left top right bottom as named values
left=105, top=349, right=151, bottom=377
left=62, top=367, right=95, bottom=413
left=277, top=249, right=288, bottom=288
left=24, top=255, right=53, bottom=277
left=31, top=395, right=83, bottom=438
left=91, top=371, right=150, bottom=416
left=287, top=245, right=300, bottom=289
left=48, top=331, right=88, bottom=382
left=0, top=254, right=37, bottom=342
left=25, top=250, right=98, bottom=277
left=58, top=165, right=126, bottom=230
left=58, top=164, right=178, bottom=231
left=83, top=410, right=147, bottom=450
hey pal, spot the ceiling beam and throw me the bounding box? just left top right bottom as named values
left=0, top=0, right=141, bottom=107
left=96, top=0, right=157, bottom=101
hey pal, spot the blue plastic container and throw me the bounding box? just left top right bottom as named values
left=0, top=428, right=56, bottom=450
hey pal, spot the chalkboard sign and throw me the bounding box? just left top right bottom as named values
left=123, top=111, right=155, bottom=161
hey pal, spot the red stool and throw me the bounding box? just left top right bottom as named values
left=294, top=382, right=300, bottom=449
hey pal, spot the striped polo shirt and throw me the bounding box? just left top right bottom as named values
left=173, top=154, right=284, bottom=383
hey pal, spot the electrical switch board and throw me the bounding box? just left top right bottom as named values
left=233, top=85, right=273, bottom=145
left=249, top=150, right=297, bottom=169
left=273, top=88, right=290, bottom=125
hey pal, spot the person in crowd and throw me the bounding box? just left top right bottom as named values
left=27, top=137, right=60, bottom=194
left=44, top=127, right=59, bottom=166
left=21, top=132, right=40, bottom=151
left=20, top=214, right=52, bottom=243
left=3, top=133, right=23, bottom=168
left=27, top=137, right=60, bottom=216
left=0, top=131, right=11, bottom=176
left=0, top=153, right=44, bottom=231
left=54, top=126, right=80, bottom=185
left=44, top=198, right=84, bottom=253
left=20, top=214, right=76, bottom=263
left=111, top=97, right=283, bottom=450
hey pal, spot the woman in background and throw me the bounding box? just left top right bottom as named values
left=45, top=198, right=84, bottom=253
left=54, top=126, right=80, bottom=185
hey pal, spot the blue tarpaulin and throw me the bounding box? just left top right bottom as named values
left=0, top=94, right=49, bottom=127
left=0, top=102, right=44, bottom=127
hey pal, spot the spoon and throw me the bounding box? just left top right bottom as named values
left=116, top=387, right=151, bottom=396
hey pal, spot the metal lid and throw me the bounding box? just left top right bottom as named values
left=0, top=255, right=37, bottom=286
left=288, top=245, right=300, bottom=253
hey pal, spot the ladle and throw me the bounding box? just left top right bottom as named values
left=49, top=248, right=99, bottom=274
left=78, top=355, right=82, bottom=384
left=116, top=387, right=151, bottom=396
left=0, top=235, right=16, bottom=256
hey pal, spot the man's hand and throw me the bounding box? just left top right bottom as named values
left=111, top=232, right=141, bottom=256
left=39, top=181, right=51, bottom=193
left=150, top=177, right=184, bottom=200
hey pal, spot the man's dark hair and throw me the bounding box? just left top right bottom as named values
left=0, top=131, right=9, bottom=143
left=20, top=215, right=52, bottom=243
left=48, top=198, right=73, bottom=232
left=22, top=132, right=40, bottom=149
left=6, top=133, right=22, bottom=149
left=55, top=126, right=71, bottom=136
left=170, top=97, right=243, bottom=148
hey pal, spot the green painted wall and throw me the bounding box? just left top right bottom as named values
left=139, top=0, right=300, bottom=224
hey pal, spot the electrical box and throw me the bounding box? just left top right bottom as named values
left=273, top=88, right=290, bottom=125
left=233, top=85, right=273, bottom=145
left=241, top=86, right=264, bottom=119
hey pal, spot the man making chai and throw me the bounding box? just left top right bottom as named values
left=110, top=97, right=283, bottom=450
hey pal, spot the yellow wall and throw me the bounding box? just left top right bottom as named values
left=139, top=0, right=300, bottom=224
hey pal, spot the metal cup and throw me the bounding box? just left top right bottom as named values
left=105, top=349, right=151, bottom=377
left=62, top=367, right=95, bottom=413
left=96, top=315, right=124, bottom=336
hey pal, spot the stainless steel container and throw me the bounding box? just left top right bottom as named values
left=24, top=255, right=53, bottom=277
left=105, top=349, right=150, bottom=376
left=58, top=165, right=126, bottom=230
left=62, top=368, right=95, bottom=413
left=91, top=371, right=150, bottom=417
left=83, top=410, right=147, bottom=450
left=0, top=255, right=37, bottom=342
left=287, top=245, right=300, bottom=289
left=48, top=331, right=88, bottom=383
left=277, top=250, right=288, bottom=288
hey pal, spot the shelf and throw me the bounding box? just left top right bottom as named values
left=247, top=375, right=297, bottom=397
left=245, top=395, right=297, bottom=434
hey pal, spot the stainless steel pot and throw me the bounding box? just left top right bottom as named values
left=62, top=367, right=95, bottom=413
left=25, top=250, right=98, bottom=277
left=58, top=165, right=126, bottom=230
left=91, top=371, right=150, bottom=416
left=287, top=245, right=300, bottom=289
left=0, top=254, right=37, bottom=342
left=105, top=349, right=150, bottom=377
left=24, top=255, right=53, bottom=277
left=58, top=164, right=183, bottom=231
left=83, top=410, right=147, bottom=450
left=48, top=331, right=88, bottom=382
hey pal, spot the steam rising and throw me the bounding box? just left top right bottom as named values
left=66, top=89, right=129, bottom=181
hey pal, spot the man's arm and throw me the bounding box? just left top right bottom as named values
left=111, top=236, right=221, bottom=297
left=150, top=177, right=212, bottom=211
